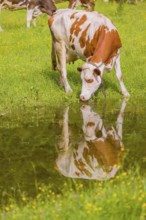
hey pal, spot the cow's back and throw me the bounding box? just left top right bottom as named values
left=49, top=9, right=115, bottom=41
left=49, top=9, right=122, bottom=64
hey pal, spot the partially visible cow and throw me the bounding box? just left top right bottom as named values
left=56, top=99, right=127, bottom=180
left=68, top=0, right=95, bottom=10
left=0, top=0, right=56, bottom=31
left=49, top=9, right=130, bottom=101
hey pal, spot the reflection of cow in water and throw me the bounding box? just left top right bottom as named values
left=56, top=99, right=127, bottom=181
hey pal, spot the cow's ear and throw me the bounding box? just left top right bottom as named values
left=77, top=67, right=82, bottom=72
left=93, top=68, right=100, bottom=76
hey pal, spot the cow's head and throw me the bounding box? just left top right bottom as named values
left=39, top=0, right=56, bottom=16
left=78, top=63, right=102, bottom=101
left=81, top=104, right=99, bottom=141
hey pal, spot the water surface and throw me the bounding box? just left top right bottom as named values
left=0, top=99, right=146, bottom=204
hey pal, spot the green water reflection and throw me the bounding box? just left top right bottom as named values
left=0, top=99, right=146, bottom=204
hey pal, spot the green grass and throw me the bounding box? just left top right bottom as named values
left=0, top=169, right=146, bottom=220
left=0, top=1, right=146, bottom=112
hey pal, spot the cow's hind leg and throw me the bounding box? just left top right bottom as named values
left=32, top=8, right=42, bottom=27
left=0, top=4, right=3, bottom=32
left=55, top=41, right=72, bottom=93
left=51, top=40, right=57, bottom=71
left=114, top=55, right=130, bottom=97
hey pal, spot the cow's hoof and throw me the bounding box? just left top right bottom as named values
left=123, top=92, right=130, bottom=100
left=66, top=88, right=73, bottom=93
left=123, top=92, right=130, bottom=98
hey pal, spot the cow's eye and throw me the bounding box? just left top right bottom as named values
left=85, top=78, right=94, bottom=83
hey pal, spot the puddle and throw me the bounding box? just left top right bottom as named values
left=0, top=99, right=146, bottom=204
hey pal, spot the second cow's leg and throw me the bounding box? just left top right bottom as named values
left=0, top=4, right=3, bottom=32
left=26, top=8, right=34, bottom=28
left=55, top=41, right=72, bottom=93
left=32, top=8, right=42, bottom=27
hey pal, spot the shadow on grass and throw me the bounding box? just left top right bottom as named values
left=104, top=77, right=121, bottom=95
left=41, top=68, right=81, bottom=87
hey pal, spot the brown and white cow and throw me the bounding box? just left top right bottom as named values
left=68, top=0, right=95, bottom=11
left=0, top=0, right=56, bottom=31
left=56, top=99, right=127, bottom=180
left=49, top=9, right=130, bottom=101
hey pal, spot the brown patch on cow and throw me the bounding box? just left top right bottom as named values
left=69, top=0, right=95, bottom=10
left=70, top=15, right=87, bottom=38
left=70, top=12, right=78, bottom=19
left=87, top=121, right=95, bottom=126
left=74, top=158, right=91, bottom=176
left=85, top=79, right=94, bottom=83
left=79, top=24, right=90, bottom=48
left=27, top=0, right=38, bottom=9
left=75, top=172, right=80, bottom=177
left=68, top=0, right=75, bottom=8
left=89, top=26, right=122, bottom=64
left=78, top=25, right=122, bottom=65
left=71, top=44, right=75, bottom=50
left=83, top=27, right=100, bottom=58
left=80, top=0, right=88, bottom=3
left=86, top=139, right=123, bottom=169
left=48, top=16, right=54, bottom=27
left=70, top=18, right=79, bottom=35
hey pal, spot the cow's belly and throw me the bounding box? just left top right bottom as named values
left=66, top=48, right=78, bottom=64
left=66, top=42, right=86, bottom=63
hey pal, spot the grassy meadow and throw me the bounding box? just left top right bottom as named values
left=0, top=1, right=146, bottom=219
left=0, top=1, right=146, bottom=113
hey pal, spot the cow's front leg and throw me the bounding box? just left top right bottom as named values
left=26, top=8, right=34, bottom=28
left=55, top=41, right=72, bottom=93
left=114, top=55, right=130, bottom=98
